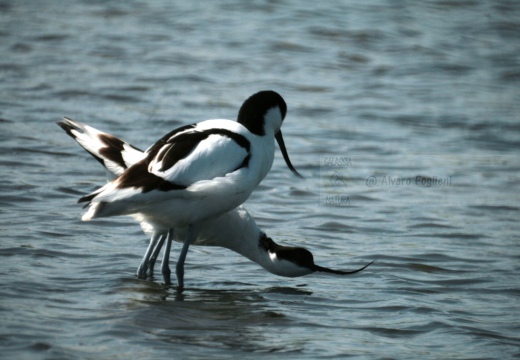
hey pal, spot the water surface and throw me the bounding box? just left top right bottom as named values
left=1, top=1, right=519, bottom=358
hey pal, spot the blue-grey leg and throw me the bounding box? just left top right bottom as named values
left=176, top=224, right=195, bottom=292
left=147, top=234, right=167, bottom=278
left=161, top=228, right=174, bottom=285
left=136, top=232, right=163, bottom=279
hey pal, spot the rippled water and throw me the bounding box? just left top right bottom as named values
left=1, top=1, right=520, bottom=358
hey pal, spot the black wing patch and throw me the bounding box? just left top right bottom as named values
left=112, top=128, right=250, bottom=193
left=77, top=159, right=185, bottom=204
left=114, top=159, right=187, bottom=193
left=148, top=127, right=251, bottom=173
left=98, top=133, right=142, bottom=170
left=57, top=120, right=106, bottom=167
left=145, top=123, right=196, bottom=167
left=57, top=119, right=143, bottom=171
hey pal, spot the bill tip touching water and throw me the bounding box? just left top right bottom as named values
left=57, top=91, right=371, bottom=290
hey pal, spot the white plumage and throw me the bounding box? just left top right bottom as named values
left=58, top=117, right=373, bottom=282
left=62, top=91, right=304, bottom=291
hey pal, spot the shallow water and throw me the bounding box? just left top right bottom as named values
left=1, top=1, right=520, bottom=358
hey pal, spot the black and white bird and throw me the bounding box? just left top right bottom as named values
left=57, top=118, right=372, bottom=285
left=62, top=91, right=305, bottom=291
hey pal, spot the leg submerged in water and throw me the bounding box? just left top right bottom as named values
left=147, top=234, right=167, bottom=279
left=161, top=229, right=174, bottom=286
left=176, top=224, right=195, bottom=293
left=136, top=233, right=163, bottom=279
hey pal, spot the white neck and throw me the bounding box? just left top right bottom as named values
left=263, top=106, right=283, bottom=136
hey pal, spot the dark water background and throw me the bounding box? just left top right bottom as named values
left=1, top=1, right=519, bottom=358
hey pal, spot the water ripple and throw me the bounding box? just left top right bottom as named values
left=1, top=0, right=519, bottom=359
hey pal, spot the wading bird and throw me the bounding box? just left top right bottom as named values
left=57, top=118, right=372, bottom=288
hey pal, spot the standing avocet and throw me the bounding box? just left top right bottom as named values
left=64, top=91, right=303, bottom=291
left=57, top=118, right=373, bottom=281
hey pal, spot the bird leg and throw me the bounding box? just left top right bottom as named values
left=160, top=228, right=174, bottom=286
left=136, top=233, right=163, bottom=279
left=147, top=233, right=167, bottom=278
left=176, top=224, right=195, bottom=293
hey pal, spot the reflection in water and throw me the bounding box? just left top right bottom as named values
left=119, top=282, right=315, bottom=354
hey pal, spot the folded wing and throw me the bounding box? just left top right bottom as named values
left=146, top=127, right=251, bottom=188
